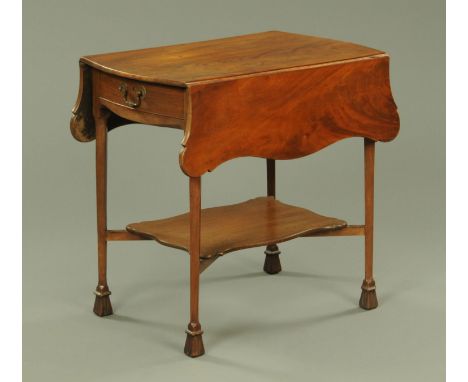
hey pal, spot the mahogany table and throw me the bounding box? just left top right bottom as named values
left=70, top=31, right=400, bottom=357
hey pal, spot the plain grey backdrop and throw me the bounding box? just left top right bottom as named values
left=23, top=0, right=445, bottom=381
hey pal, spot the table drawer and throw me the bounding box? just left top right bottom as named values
left=97, top=71, right=185, bottom=119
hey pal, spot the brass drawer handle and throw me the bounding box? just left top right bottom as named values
left=118, top=82, right=146, bottom=108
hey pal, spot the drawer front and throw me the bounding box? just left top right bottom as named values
left=97, top=71, right=185, bottom=119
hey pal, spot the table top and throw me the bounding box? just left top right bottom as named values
left=72, top=31, right=399, bottom=177
left=81, top=31, right=383, bottom=87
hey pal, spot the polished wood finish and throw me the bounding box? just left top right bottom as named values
left=105, top=225, right=364, bottom=241
left=81, top=31, right=383, bottom=86
left=181, top=55, right=398, bottom=176
left=127, top=197, right=347, bottom=259
left=70, top=64, right=184, bottom=142
left=360, top=139, right=378, bottom=310
left=199, top=256, right=220, bottom=274
left=93, top=108, right=113, bottom=317
left=106, top=230, right=151, bottom=241
left=97, top=71, right=185, bottom=119
left=184, top=177, right=205, bottom=357
left=364, top=139, right=375, bottom=282
left=70, top=62, right=94, bottom=141
left=71, top=31, right=400, bottom=357
left=71, top=63, right=132, bottom=142
left=266, top=159, right=276, bottom=198
left=72, top=32, right=399, bottom=180
left=99, top=97, right=184, bottom=130
left=301, top=225, right=365, bottom=237
left=264, top=159, right=282, bottom=274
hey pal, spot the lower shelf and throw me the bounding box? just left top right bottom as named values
left=126, top=197, right=347, bottom=259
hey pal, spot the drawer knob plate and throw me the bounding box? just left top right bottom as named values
left=118, top=82, right=146, bottom=108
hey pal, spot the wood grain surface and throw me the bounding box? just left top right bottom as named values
left=180, top=55, right=399, bottom=176
left=71, top=64, right=133, bottom=142
left=126, top=197, right=347, bottom=259
left=97, top=71, right=185, bottom=118
left=80, top=31, right=383, bottom=86
left=70, top=31, right=398, bottom=357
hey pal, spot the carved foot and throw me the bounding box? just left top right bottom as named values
left=263, top=244, right=282, bottom=274
left=93, top=286, right=113, bottom=317
left=184, top=323, right=205, bottom=358
left=359, top=279, right=378, bottom=310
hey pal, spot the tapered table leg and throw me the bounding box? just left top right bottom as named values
left=359, top=138, right=378, bottom=310
left=93, top=110, right=113, bottom=317
left=263, top=159, right=282, bottom=274
left=184, top=177, right=205, bottom=357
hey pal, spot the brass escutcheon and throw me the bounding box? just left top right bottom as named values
left=118, top=82, right=146, bottom=108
